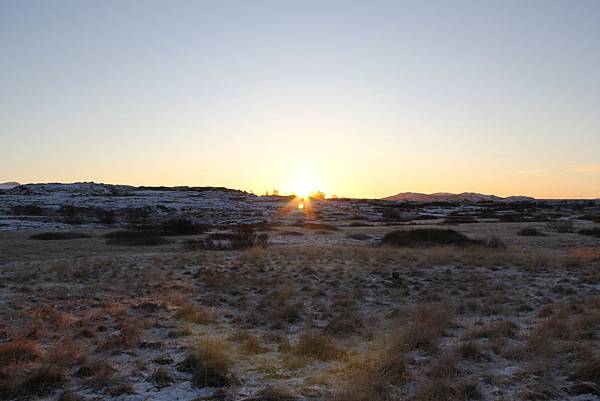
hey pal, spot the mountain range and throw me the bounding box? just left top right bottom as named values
left=382, top=192, right=536, bottom=203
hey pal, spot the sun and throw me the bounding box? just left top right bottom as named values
left=294, top=181, right=312, bottom=199
left=284, top=172, right=322, bottom=200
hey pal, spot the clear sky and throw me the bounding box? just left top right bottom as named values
left=1, top=1, right=599, bottom=198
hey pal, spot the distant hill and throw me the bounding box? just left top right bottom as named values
left=0, top=182, right=19, bottom=190
left=382, top=192, right=535, bottom=203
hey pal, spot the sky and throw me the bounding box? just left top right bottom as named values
left=1, top=0, right=599, bottom=199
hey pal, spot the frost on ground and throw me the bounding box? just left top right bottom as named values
left=1, top=183, right=600, bottom=400
left=1, top=223, right=600, bottom=401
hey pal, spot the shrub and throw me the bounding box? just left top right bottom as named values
left=303, top=222, right=338, bottom=231
left=278, top=230, right=304, bottom=236
left=192, top=227, right=269, bottom=250
left=60, top=205, right=84, bottom=225
left=150, top=367, right=175, bottom=388
left=442, top=215, right=478, bottom=224
left=485, top=236, right=506, bottom=249
left=94, top=209, right=116, bottom=224
left=160, top=218, right=208, bottom=236
left=382, top=229, right=479, bottom=247
left=518, top=228, right=544, bottom=236
left=29, top=232, right=91, bottom=240
left=346, top=233, right=372, bottom=241
left=178, top=338, right=234, bottom=388
left=579, top=227, right=600, bottom=238
left=11, top=205, right=43, bottom=216
left=547, top=220, right=574, bottom=233
left=104, top=230, right=170, bottom=246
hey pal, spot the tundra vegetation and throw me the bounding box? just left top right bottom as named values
left=1, top=208, right=600, bottom=400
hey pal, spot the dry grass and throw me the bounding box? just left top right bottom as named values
left=2, top=221, right=600, bottom=400
left=291, top=333, right=342, bottom=361
left=0, top=339, right=42, bottom=364
left=173, top=303, right=215, bottom=324
left=178, top=337, right=234, bottom=388
left=388, top=303, right=452, bottom=354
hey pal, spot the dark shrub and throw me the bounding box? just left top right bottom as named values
left=104, top=230, right=170, bottom=246
left=124, top=207, right=150, bottom=225
left=11, top=205, right=43, bottom=216
left=160, top=218, right=208, bottom=236
left=16, top=364, right=65, bottom=396
left=303, top=222, right=338, bottom=231
left=518, top=228, right=544, bottom=236
left=442, top=215, right=478, bottom=224
left=278, top=230, right=304, bottom=236
left=185, top=227, right=268, bottom=251
left=382, top=229, right=479, bottom=247
left=95, top=209, right=116, bottom=224
left=29, top=232, right=91, bottom=240
left=348, top=221, right=371, bottom=227
left=346, top=233, right=372, bottom=241
left=485, top=236, right=506, bottom=249
left=579, top=227, right=600, bottom=238
left=61, top=205, right=83, bottom=225
left=547, top=220, right=574, bottom=233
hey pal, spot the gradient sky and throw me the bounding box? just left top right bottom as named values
left=1, top=0, right=599, bottom=198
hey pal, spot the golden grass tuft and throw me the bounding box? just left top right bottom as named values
left=292, top=333, right=342, bottom=361
left=178, top=337, right=234, bottom=388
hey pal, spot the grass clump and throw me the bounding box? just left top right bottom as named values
left=150, top=367, right=175, bottom=388
left=0, top=339, right=42, bottom=364
left=173, top=304, right=214, bottom=324
left=247, top=386, right=297, bottom=401
left=292, top=333, right=341, bottom=361
left=178, top=338, right=234, bottom=388
left=16, top=364, right=65, bottom=397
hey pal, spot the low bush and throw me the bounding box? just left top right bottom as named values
left=278, top=230, right=304, bottom=236
left=11, top=205, right=43, bottom=216
left=579, top=227, right=600, bottom=238
left=303, top=222, right=338, bottom=231
left=29, top=232, right=91, bottom=240
left=442, top=215, right=478, bottom=224
left=190, top=227, right=269, bottom=250
left=150, top=367, right=175, bottom=388
left=547, top=220, right=574, bottom=233
left=346, top=233, right=372, bottom=241
left=16, top=364, right=65, bottom=397
left=518, top=227, right=544, bottom=236
left=160, top=218, right=209, bottom=236
left=104, top=230, right=170, bottom=246
left=382, top=229, right=479, bottom=247
left=94, top=208, right=116, bottom=224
